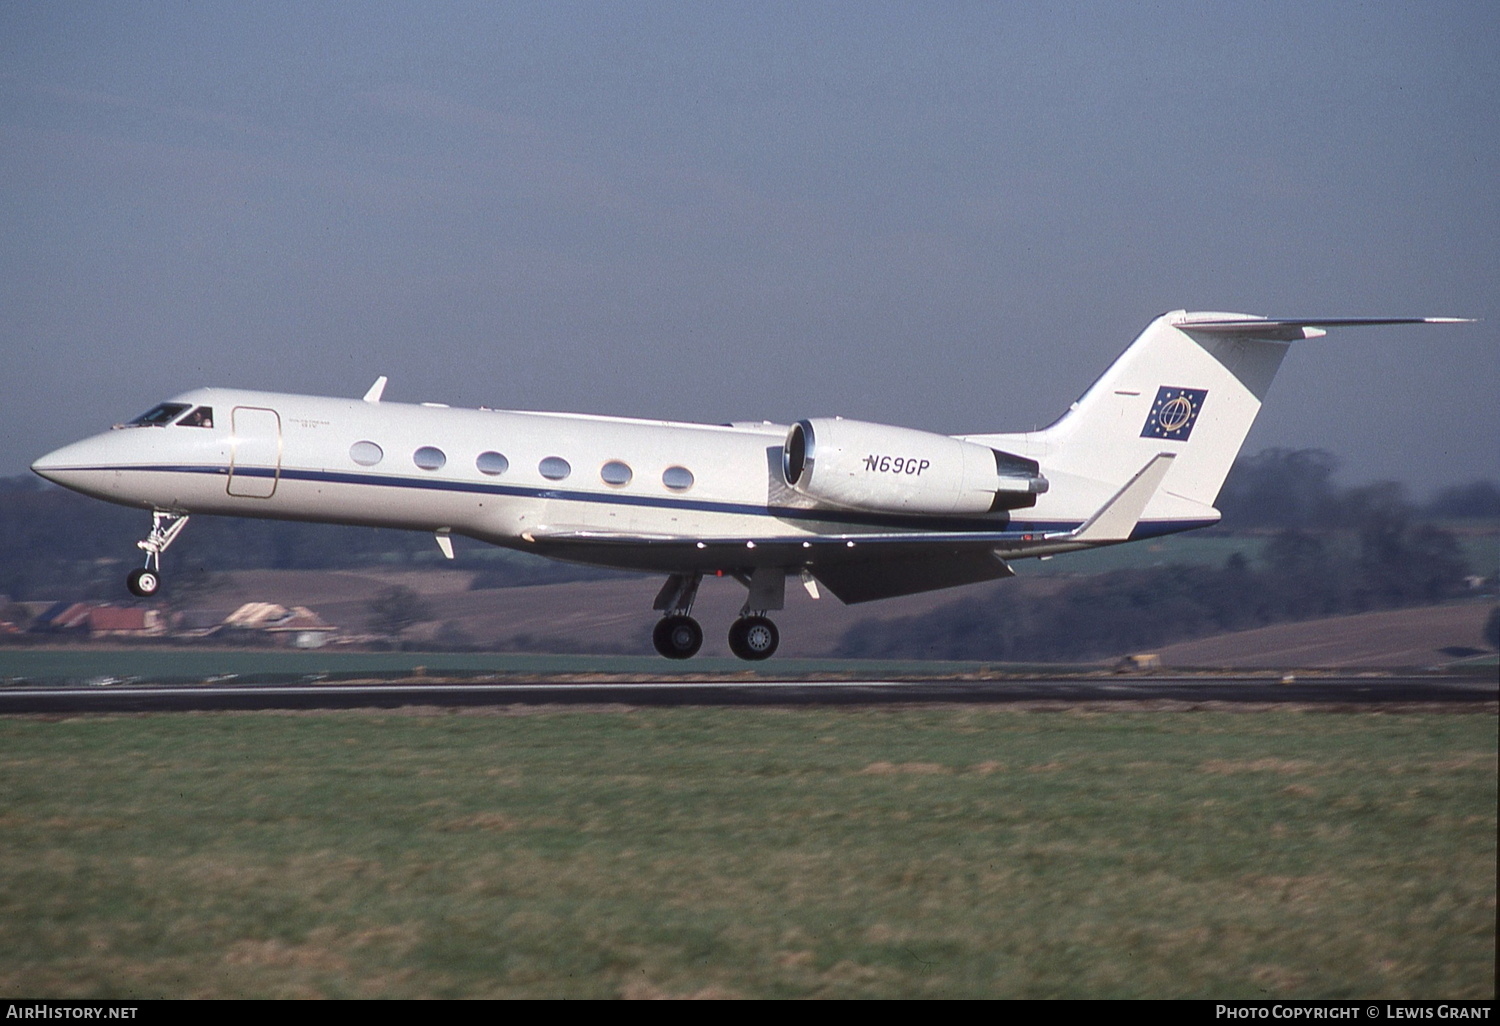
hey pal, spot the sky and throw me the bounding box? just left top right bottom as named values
left=3, top=1, right=1496, bottom=494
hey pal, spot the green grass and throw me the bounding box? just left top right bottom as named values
left=0, top=648, right=690, bottom=681
left=0, top=648, right=1074, bottom=682
left=1, top=708, right=1493, bottom=998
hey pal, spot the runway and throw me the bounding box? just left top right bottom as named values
left=1, top=674, right=1494, bottom=714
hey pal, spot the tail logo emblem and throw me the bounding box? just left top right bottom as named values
left=1141, top=386, right=1207, bottom=440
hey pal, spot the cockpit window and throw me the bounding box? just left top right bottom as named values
left=128, top=403, right=191, bottom=427
left=178, top=406, right=213, bottom=428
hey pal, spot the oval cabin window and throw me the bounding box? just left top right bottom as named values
left=662, top=466, right=694, bottom=491
left=539, top=456, right=571, bottom=481
left=350, top=441, right=384, bottom=467
left=413, top=446, right=447, bottom=471
left=600, top=460, right=633, bottom=486
left=476, top=451, right=509, bottom=476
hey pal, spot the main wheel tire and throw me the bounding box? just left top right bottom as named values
left=127, top=568, right=160, bottom=597
left=652, top=615, right=703, bottom=659
left=728, top=616, right=779, bottom=661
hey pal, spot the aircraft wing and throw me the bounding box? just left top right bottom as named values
left=510, top=451, right=1180, bottom=602
left=515, top=527, right=1019, bottom=602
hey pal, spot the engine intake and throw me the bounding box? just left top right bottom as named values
left=783, top=418, right=1047, bottom=515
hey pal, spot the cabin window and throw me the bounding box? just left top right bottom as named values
left=413, top=446, right=447, bottom=471
left=350, top=441, right=384, bottom=466
left=128, top=403, right=190, bottom=427
left=662, top=466, right=695, bottom=491
left=178, top=406, right=214, bottom=428
left=476, top=451, right=509, bottom=476
left=600, top=460, right=633, bottom=486
left=539, top=456, right=571, bottom=481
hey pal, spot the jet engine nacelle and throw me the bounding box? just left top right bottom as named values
left=783, top=418, right=1048, bottom=515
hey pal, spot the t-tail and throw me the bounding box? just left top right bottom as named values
left=967, top=311, right=1471, bottom=536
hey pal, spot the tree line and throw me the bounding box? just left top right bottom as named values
left=838, top=450, right=1494, bottom=662
left=1212, top=448, right=1500, bottom=527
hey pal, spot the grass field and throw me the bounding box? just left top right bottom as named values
left=1, top=707, right=1493, bottom=998
left=0, top=648, right=1073, bottom=682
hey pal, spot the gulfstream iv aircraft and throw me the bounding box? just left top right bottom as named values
left=31, top=311, right=1468, bottom=660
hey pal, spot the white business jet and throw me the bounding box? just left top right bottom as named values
left=31, top=311, right=1466, bottom=660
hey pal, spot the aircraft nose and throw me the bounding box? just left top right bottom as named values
left=30, top=445, right=72, bottom=484
left=31, top=437, right=111, bottom=491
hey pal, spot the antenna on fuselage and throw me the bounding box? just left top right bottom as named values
left=363, top=376, right=388, bottom=403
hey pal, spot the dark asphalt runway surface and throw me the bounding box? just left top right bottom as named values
left=1, top=675, right=1494, bottom=714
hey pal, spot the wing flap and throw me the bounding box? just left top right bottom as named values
left=812, top=550, right=1014, bottom=604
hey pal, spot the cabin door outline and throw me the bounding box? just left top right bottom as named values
left=227, top=406, right=282, bottom=498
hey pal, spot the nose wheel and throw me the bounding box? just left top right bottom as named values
left=728, top=616, right=779, bottom=661
left=653, top=615, right=704, bottom=659
left=126, top=568, right=161, bottom=597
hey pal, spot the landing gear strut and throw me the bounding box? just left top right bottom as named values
left=726, top=567, right=785, bottom=661
left=127, top=511, right=189, bottom=597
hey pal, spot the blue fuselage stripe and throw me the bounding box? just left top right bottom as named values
left=52, top=462, right=1216, bottom=540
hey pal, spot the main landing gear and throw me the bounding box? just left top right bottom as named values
left=653, top=615, right=704, bottom=660
left=650, top=570, right=785, bottom=661
left=126, top=511, right=189, bottom=597
left=727, top=615, right=779, bottom=660
left=652, top=574, right=704, bottom=659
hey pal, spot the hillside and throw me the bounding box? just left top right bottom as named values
left=1146, top=601, right=1496, bottom=669
left=163, top=568, right=1496, bottom=667
left=181, top=568, right=1037, bottom=658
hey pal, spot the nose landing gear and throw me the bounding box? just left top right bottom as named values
left=126, top=511, right=189, bottom=597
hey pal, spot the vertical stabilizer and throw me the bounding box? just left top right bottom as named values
left=965, top=313, right=1468, bottom=522
left=1028, top=311, right=1295, bottom=508
left=967, top=311, right=1303, bottom=516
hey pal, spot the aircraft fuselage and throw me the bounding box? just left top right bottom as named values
left=33, top=387, right=1080, bottom=576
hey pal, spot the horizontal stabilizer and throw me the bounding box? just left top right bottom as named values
left=1070, top=453, right=1176, bottom=543
left=1173, top=314, right=1473, bottom=342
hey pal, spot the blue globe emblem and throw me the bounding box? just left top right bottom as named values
left=1157, top=395, right=1195, bottom=433
left=1141, top=386, right=1208, bottom=440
